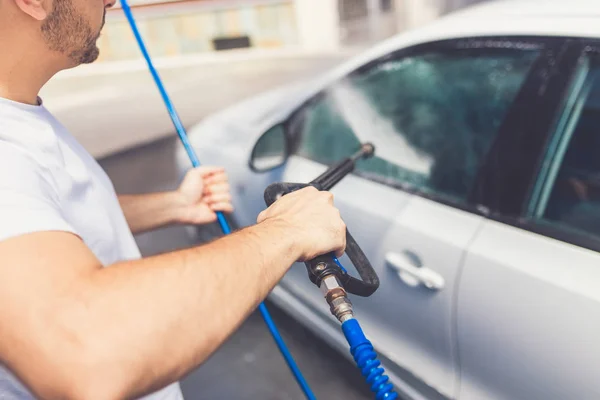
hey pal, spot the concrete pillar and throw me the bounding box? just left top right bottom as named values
left=366, top=0, right=381, bottom=42
left=395, top=0, right=443, bottom=30
left=394, top=0, right=488, bottom=31
left=293, top=0, right=340, bottom=52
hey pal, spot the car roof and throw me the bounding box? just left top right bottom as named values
left=449, top=0, right=600, bottom=20
left=414, top=0, right=600, bottom=41
left=331, top=0, right=600, bottom=80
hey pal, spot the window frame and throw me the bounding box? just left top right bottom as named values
left=281, top=36, right=564, bottom=216
left=504, top=41, right=600, bottom=253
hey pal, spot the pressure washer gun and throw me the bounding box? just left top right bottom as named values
left=263, top=144, right=399, bottom=399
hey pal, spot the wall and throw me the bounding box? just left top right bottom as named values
left=336, top=0, right=489, bottom=46
left=94, top=0, right=491, bottom=63
left=294, top=0, right=341, bottom=52
left=97, top=0, right=297, bottom=61
left=339, top=0, right=399, bottom=46
left=394, top=0, right=487, bottom=30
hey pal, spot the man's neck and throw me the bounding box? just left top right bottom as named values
left=0, top=39, right=61, bottom=106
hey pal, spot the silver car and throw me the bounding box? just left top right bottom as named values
left=176, top=1, right=600, bottom=399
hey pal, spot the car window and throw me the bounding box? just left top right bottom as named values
left=529, top=55, right=600, bottom=238
left=291, top=47, right=539, bottom=204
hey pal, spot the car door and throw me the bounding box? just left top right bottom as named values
left=274, top=38, right=545, bottom=399
left=457, top=42, right=600, bottom=399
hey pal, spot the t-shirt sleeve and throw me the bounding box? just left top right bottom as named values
left=0, top=144, right=76, bottom=242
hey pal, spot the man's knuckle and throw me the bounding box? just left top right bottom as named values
left=316, top=192, right=330, bottom=203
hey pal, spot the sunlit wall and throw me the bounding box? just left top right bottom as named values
left=95, top=0, right=490, bottom=62
left=97, top=0, right=298, bottom=61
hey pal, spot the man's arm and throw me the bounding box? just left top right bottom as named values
left=118, top=191, right=191, bottom=234
left=0, top=187, right=345, bottom=400
left=119, top=166, right=233, bottom=234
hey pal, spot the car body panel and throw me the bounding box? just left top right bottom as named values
left=458, top=220, right=600, bottom=400
left=362, top=196, right=485, bottom=399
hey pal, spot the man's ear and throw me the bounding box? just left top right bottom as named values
left=14, top=0, right=50, bottom=21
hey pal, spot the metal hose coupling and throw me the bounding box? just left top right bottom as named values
left=320, top=275, right=399, bottom=399
left=320, top=275, right=354, bottom=322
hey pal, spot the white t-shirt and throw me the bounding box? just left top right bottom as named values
left=0, top=96, right=183, bottom=400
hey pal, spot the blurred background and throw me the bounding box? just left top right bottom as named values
left=40, top=0, right=487, bottom=158
left=39, top=1, right=491, bottom=399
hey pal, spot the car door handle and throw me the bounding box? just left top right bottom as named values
left=385, top=252, right=445, bottom=291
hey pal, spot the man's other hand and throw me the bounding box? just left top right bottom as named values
left=176, top=166, right=234, bottom=225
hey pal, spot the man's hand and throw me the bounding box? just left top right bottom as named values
left=119, top=166, right=234, bottom=234
left=257, top=186, right=347, bottom=261
left=175, top=166, right=233, bottom=225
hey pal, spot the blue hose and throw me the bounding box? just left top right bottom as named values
left=342, top=319, right=398, bottom=400
left=119, top=2, right=315, bottom=399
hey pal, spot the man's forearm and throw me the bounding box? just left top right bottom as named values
left=118, top=193, right=184, bottom=234
left=56, top=219, right=297, bottom=400
left=0, top=187, right=343, bottom=400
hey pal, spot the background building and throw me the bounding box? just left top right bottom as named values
left=97, top=0, right=487, bottom=62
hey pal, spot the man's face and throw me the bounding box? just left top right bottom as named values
left=40, top=0, right=107, bottom=65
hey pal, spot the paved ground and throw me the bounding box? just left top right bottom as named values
left=98, top=137, right=374, bottom=400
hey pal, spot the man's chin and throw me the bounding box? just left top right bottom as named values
left=81, top=49, right=100, bottom=64
left=69, top=45, right=100, bottom=66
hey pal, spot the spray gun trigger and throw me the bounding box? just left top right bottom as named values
left=333, top=256, right=347, bottom=274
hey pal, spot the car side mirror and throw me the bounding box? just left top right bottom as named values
left=249, top=124, right=288, bottom=172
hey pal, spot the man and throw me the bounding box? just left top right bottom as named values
left=0, top=0, right=347, bottom=398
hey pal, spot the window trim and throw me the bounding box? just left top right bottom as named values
left=503, top=42, right=600, bottom=254
left=465, top=37, right=580, bottom=218
left=528, top=55, right=592, bottom=219
left=282, top=35, right=565, bottom=217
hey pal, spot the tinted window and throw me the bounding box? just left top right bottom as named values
left=291, top=47, right=539, bottom=204
left=529, top=56, right=600, bottom=237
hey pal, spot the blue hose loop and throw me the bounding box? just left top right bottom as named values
left=342, top=319, right=398, bottom=400
left=119, top=2, right=315, bottom=399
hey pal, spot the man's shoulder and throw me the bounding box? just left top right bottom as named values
left=0, top=106, right=65, bottom=202
left=0, top=114, right=74, bottom=241
left=0, top=142, right=60, bottom=205
left=0, top=105, right=66, bottom=174
left=0, top=101, right=62, bottom=149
